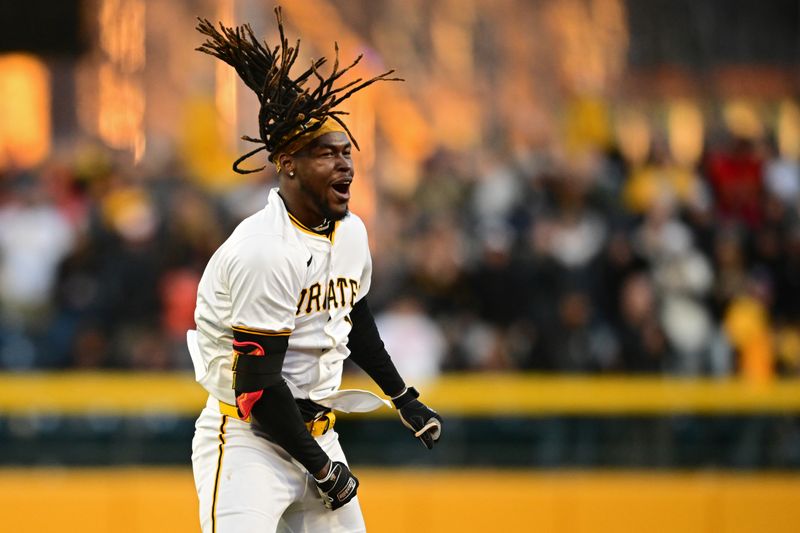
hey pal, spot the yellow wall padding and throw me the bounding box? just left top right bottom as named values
left=1, top=372, right=800, bottom=416
left=0, top=468, right=799, bottom=533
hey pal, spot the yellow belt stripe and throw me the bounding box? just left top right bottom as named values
left=218, top=400, right=335, bottom=436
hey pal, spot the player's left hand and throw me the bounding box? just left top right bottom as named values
left=392, top=387, right=442, bottom=449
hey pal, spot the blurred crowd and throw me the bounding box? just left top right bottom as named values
left=1, top=118, right=800, bottom=381
left=372, top=125, right=800, bottom=383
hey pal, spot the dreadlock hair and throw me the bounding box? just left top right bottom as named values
left=195, top=7, right=402, bottom=174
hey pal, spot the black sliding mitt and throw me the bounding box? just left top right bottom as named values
left=315, top=461, right=359, bottom=510
left=393, top=387, right=442, bottom=449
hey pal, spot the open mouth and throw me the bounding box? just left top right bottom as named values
left=331, top=182, right=351, bottom=195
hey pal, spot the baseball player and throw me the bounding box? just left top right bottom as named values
left=187, top=9, right=442, bottom=533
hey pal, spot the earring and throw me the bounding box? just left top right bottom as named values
left=289, top=171, right=295, bottom=177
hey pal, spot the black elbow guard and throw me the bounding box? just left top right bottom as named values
left=231, top=326, right=289, bottom=393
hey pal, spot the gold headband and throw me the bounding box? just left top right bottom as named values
left=272, top=119, right=347, bottom=171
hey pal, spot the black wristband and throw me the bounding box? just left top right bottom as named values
left=347, top=297, right=406, bottom=397
left=249, top=380, right=329, bottom=474
left=392, top=386, right=420, bottom=409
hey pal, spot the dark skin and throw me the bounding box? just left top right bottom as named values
left=276, top=131, right=353, bottom=479
left=277, top=131, right=354, bottom=229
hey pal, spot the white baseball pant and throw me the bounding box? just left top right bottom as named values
left=191, top=396, right=366, bottom=533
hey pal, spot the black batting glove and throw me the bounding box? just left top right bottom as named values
left=392, top=387, right=442, bottom=450
left=314, top=461, right=359, bottom=510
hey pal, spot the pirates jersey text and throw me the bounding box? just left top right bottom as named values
left=191, top=188, right=371, bottom=405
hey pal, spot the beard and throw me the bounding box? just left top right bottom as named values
left=327, top=207, right=349, bottom=221
left=299, top=180, right=349, bottom=222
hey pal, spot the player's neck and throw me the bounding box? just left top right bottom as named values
left=277, top=189, right=329, bottom=232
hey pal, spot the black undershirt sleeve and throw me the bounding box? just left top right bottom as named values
left=231, top=328, right=328, bottom=474
left=346, top=297, right=407, bottom=397
left=249, top=381, right=329, bottom=474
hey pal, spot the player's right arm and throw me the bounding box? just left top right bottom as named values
left=230, top=324, right=330, bottom=476
left=225, top=239, right=333, bottom=479
left=231, top=326, right=357, bottom=509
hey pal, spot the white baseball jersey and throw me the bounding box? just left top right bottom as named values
left=189, top=188, right=381, bottom=533
left=188, top=187, right=387, bottom=411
